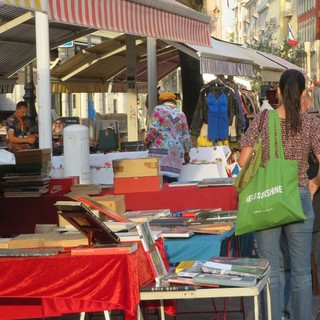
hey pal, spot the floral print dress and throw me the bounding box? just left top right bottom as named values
left=145, top=102, right=191, bottom=178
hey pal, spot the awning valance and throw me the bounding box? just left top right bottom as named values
left=172, top=37, right=254, bottom=77
left=234, top=46, right=285, bottom=82
left=257, top=51, right=310, bottom=81
left=0, top=0, right=211, bottom=47
left=172, top=37, right=307, bottom=81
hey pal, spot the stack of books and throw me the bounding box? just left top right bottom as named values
left=186, top=222, right=234, bottom=234
left=0, top=149, right=51, bottom=197
left=1, top=174, right=50, bottom=197
left=123, top=209, right=171, bottom=223
left=150, top=226, right=194, bottom=238
left=148, top=216, right=192, bottom=227
left=164, top=257, right=269, bottom=288
left=14, top=148, right=51, bottom=176
left=200, top=257, right=269, bottom=279
left=1, top=148, right=52, bottom=197
left=193, top=209, right=237, bottom=223
left=169, top=209, right=237, bottom=234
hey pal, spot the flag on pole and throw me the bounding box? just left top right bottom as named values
left=288, top=23, right=298, bottom=46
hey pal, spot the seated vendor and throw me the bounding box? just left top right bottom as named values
left=6, top=101, right=38, bottom=153
left=52, top=119, right=63, bottom=146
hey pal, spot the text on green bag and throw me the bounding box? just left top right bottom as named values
left=245, top=185, right=283, bottom=202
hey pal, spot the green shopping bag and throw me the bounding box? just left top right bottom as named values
left=235, top=110, right=305, bottom=236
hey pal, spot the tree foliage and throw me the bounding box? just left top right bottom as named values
left=248, top=34, right=307, bottom=92
left=249, top=34, right=306, bottom=68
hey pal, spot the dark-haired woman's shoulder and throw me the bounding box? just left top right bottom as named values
left=302, top=112, right=320, bottom=131
left=303, top=111, right=320, bottom=122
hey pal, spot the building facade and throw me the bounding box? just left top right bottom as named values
left=233, top=0, right=320, bottom=81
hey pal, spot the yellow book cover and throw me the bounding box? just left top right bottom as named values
left=175, top=260, right=195, bottom=274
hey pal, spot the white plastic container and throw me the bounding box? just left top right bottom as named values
left=63, top=124, right=91, bottom=184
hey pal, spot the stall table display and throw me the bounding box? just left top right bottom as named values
left=51, top=146, right=230, bottom=185
left=139, top=267, right=272, bottom=320
left=109, top=184, right=238, bottom=213
left=0, top=185, right=237, bottom=236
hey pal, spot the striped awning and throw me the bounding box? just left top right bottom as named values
left=0, top=0, right=211, bottom=47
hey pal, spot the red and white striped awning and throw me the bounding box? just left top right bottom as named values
left=0, top=0, right=211, bottom=47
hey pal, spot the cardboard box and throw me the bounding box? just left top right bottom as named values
left=113, top=157, right=160, bottom=178
left=48, top=176, right=80, bottom=195
left=90, top=195, right=126, bottom=215
left=114, top=174, right=163, bottom=194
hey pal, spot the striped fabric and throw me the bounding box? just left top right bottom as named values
left=0, top=0, right=211, bottom=47
left=0, top=0, right=45, bottom=11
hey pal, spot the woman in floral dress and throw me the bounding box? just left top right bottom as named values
left=145, top=92, right=192, bottom=183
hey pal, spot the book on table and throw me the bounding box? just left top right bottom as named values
left=193, top=273, right=257, bottom=287
left=158, top=229, right=194, bottom=238
left=176, top=260, right=206, bottom=278
left=136, top=222, right=168, bottom=283
left=206, top=256, right=269, bottom=269
left=70, top=242, right=138, bottom=255
left=141, top=266, right=199, bottom=291
left=123, top=209, right=171, bottom=223
left=175, top=260, right=198, bottom=273
left=103, top=221, right=137, bottom=232
left=196, top=177, right=235, bottom=188
left=168, top=180, right=199, bottom=188
left=146, top=225, right=194, bottom=238
left=201, top=257, right=269, bottom=279
left=14, top=148, right=51, bottom=164
left=76, top=195, right=131, bottom=223
left=54, top=200, right=120, bottom=247
left=116, top=230, right=162, bottom=242
left=163, top=272, right=218, bottom=288
left=195, top=210, right=238, bottom=222
left=4, top=189, right=49, bottom=198
left=148, top=217, right=192, bottom=227
left=186, top=222, right=234, bottom=234
left=172, top=208, right=222, bottom=219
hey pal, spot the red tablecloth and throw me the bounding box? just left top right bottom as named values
left=0, top=240, right=169, bottom=320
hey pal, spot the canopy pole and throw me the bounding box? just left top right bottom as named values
left=126, top=35, right=138, bottom=141
left=35, top=11, right=52, bottom=150
left=147, top=37, right=158, bottom=119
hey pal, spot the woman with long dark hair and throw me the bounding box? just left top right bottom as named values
left=238, top=69, right=320, bottom=320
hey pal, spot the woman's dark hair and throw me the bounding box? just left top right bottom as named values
left=279, top=69, right=305, bottom=134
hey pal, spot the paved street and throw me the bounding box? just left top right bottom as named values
left=37, top=294, right=320, bottom=320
